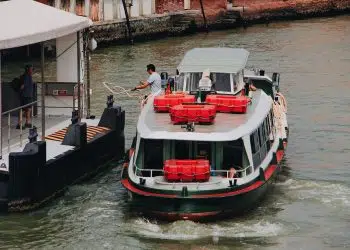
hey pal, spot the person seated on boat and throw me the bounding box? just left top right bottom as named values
left=131, top=64, right=162, bottom=95
left=244, top=79, right=257, bottom=97
left=198, top=69, right=213, bottom=101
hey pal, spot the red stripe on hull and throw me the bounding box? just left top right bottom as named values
left=276, top=150, right=284, bottom=163
left=121, top=179, right=177, bottom=198
left=265, top=165, right=277, bottom=180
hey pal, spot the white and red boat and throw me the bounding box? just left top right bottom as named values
left=121, top=48, right=288, bottom=221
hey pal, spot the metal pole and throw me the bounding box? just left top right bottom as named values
left=121, top=0, right=134, bottom=45
left=77, top=32, right=81, bottom=120
left=41, top=42, right=46, bottom=139
left=86, top=33, right=91, bottom=118
left=199, top=0, right=208, bottom=32
left=0, top=51, right=2, bottom=158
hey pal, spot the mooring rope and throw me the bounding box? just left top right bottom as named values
left=102, top=82, right=145, bottom=100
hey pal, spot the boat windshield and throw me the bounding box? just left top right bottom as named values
left=183, top=73, right=233, bottom=92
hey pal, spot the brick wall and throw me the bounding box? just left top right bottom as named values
left=191, top=0, right=227, bottom=18
left=156, top=0, right=185, bottom=14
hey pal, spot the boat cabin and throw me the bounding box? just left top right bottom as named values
left=175, top=48, right=247, bottom=95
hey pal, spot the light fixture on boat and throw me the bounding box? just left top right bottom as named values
left=181, top=122, right=195, bottom=132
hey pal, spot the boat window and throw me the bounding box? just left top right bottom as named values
left=175, top=73, right=185, bottom=91
left=212, top=73, right=231, bottom=92
left=175, top=140, right=191, bottom=159
left=250, top=134, right=256, bottom=154
left=185, top=73, right=202, bottom=91
left=143, top=139, right=163, bottom=170
left=222, top=139, right=245, bottom=170
left=195, top=142, right=211, bottom=161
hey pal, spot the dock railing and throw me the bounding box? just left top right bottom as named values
left=133, top=163, right=253, bottom=179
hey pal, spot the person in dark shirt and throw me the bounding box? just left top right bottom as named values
left=16, top=65, right=34, bottom=129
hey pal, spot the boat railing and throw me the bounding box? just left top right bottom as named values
left=133, top=163, right=253, bottom=179
left=1, top=101, right=39, bottom=158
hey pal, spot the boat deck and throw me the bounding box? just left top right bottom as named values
left=138, top=89, right=272, bottom=141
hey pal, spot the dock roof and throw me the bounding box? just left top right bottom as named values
left=0, top=0, right=92, bottom=50
left=177, top=48, right=249, bottom=74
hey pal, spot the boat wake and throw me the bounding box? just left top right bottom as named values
left=125, top=217, right=286, bottom=241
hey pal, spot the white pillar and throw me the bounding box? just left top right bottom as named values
left=70, top=0, right=76, bottom=13
left=85, top=0, right=90, bottom=16
left=55, top=0, right=61, bottom=9
left=139, top=0, right=143, bottom=16
left=56, top=33, right=84, bottom=83
left=113, top=0, right=119, bottom=19
left=99, top=0, right=104, bottom=21
left=151, top=0, right=155, bottom=14
left=184, top=0, right=191, bottom=10
left=104, top=0, right=114, bottom=20
left=142, top=0, right=152, bottom=15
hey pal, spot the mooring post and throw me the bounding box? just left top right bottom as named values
left=199, top=0, right=208, bottom=32
left=121, top=0, right=134, bottom=44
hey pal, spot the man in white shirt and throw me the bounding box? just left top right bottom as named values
left=132, top=64, right=162, bottom=95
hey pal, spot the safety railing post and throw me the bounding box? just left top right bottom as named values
left=19, top=109, right=23, bottom=147
left=7, top=113, right=10, bottom=153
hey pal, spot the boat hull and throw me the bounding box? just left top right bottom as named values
left=125, top=169, right=278, bottom=221
left=122, top=142, right=286, bottom=221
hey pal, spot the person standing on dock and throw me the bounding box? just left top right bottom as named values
left=132, top=64, right=162, bottom=95
left=16, top=65, right=34, bottom=129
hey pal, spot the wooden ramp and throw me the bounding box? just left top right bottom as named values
left=45, top=126, right=110, bottom=142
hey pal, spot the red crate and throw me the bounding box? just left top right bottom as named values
left=163, top=159, right=210, bottom=182
left=194, top=163, right=211, bottom=182
left=206, top=95, right=250, bottom=113
left=153, top=94, right=196, bottom=112
left=170, top=104, right=216, bottom=124
left=164, top=160, right=180, bottom=181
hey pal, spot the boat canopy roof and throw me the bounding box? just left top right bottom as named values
left=137, top=90, right=272, bottom=141
left=177, top=48, right=249, bottom=74
left=0, top=0, right=92, bottom=50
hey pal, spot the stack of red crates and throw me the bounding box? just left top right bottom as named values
left=170, top=104, right=216, bottom=124
left=153, top=94, right=196, bottom=112
left=163, top=159, right=210, bottom=182
left=206, top=95, right=250, bottom=113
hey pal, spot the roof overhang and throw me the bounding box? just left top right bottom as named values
left=177, top=48, right=250, bottom=74
left=0, top=0, right=93, bottom=50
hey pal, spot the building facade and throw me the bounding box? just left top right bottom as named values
left=36, top=0, right=228, bottom=22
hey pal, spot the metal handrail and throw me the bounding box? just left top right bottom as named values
left=1, top=101, right=39, bottom=157
left=1, top=101, right=38, bottom=116
left=133, top=163, right=253, bottom=179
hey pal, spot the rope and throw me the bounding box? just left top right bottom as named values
left=102, top=82, right=145, bottom=100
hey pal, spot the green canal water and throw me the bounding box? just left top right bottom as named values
left=0, top=15, right=350, bottom=249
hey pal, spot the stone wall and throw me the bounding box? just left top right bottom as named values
left=92, top=10, right=240, bottom=45
left=233, top=0, right=350, bottom=21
